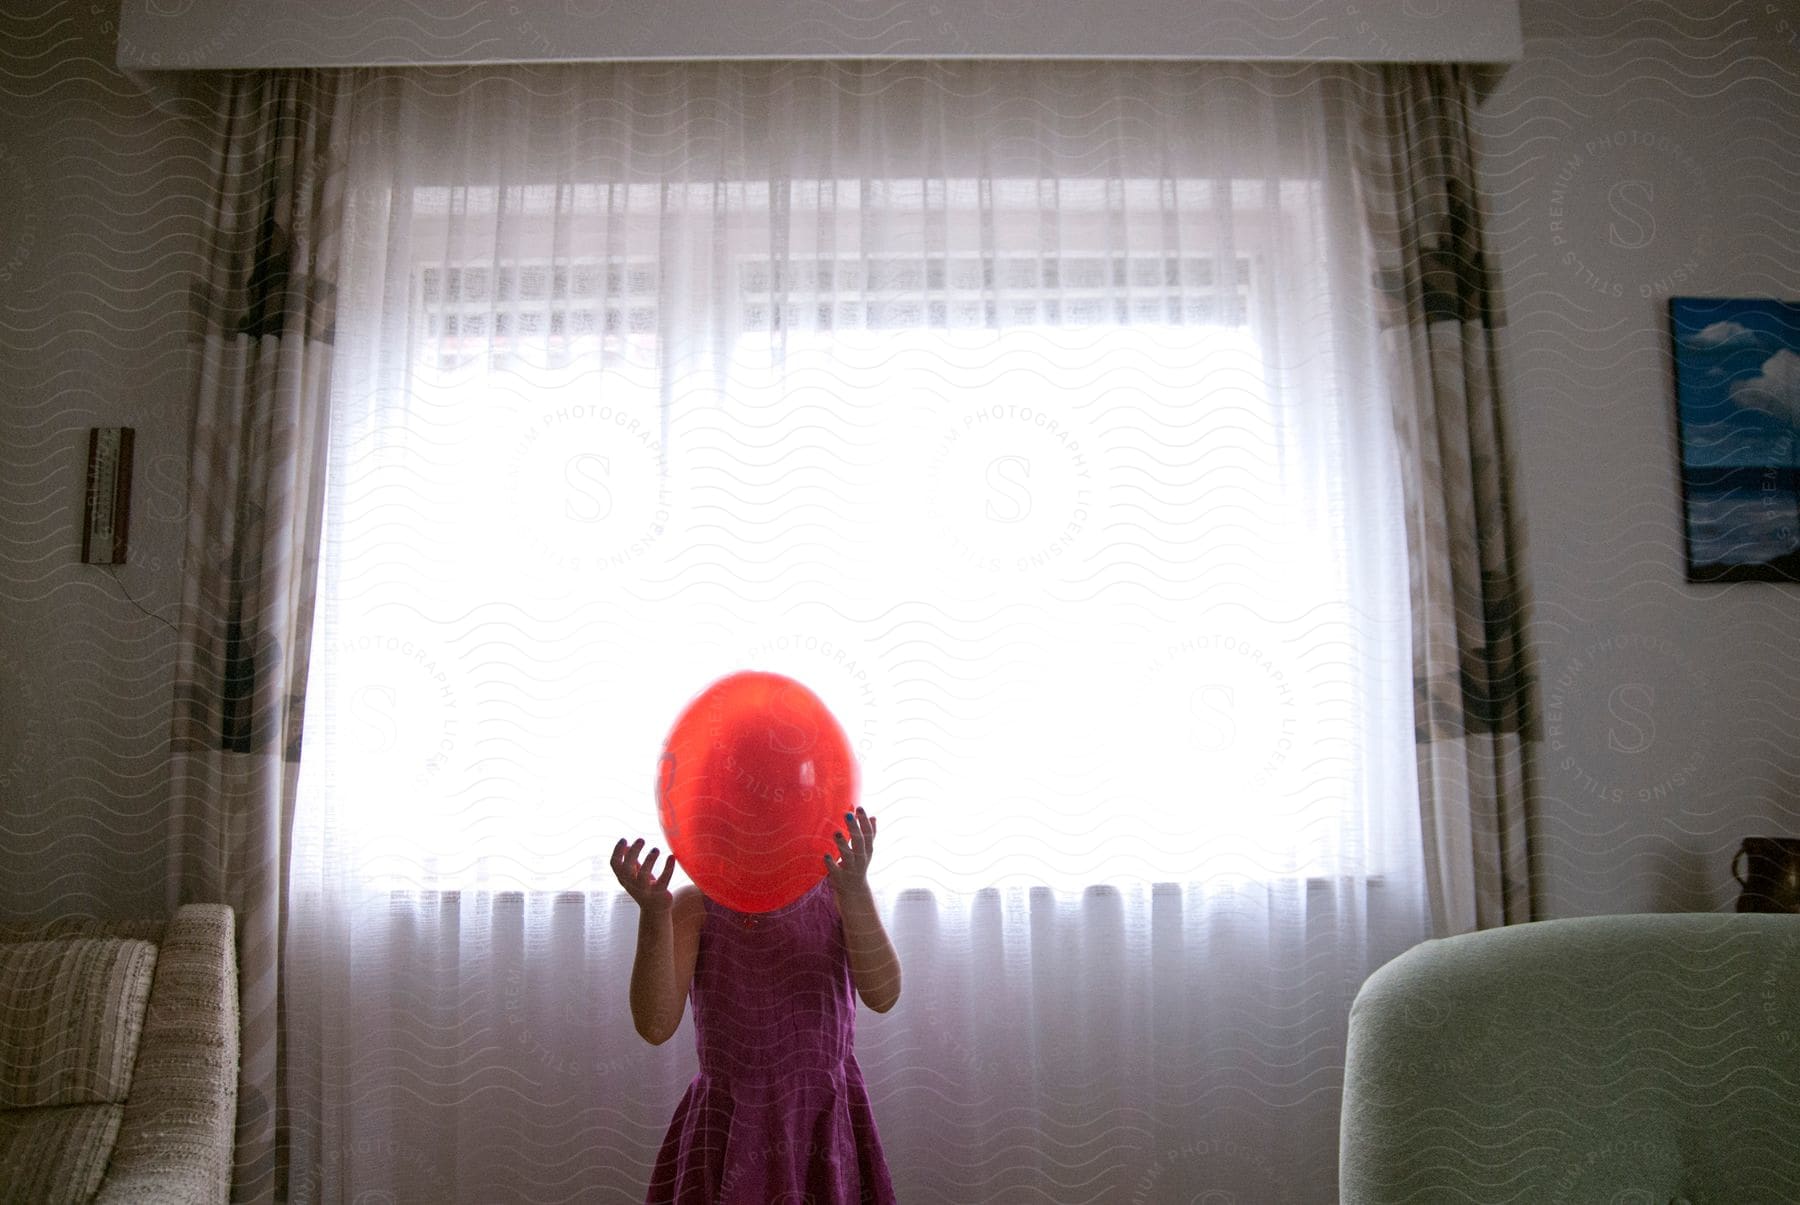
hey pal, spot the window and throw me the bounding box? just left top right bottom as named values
left=302, top=172, right=1411, bottom=894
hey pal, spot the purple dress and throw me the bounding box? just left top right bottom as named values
left=646, top=878, right=897, bottom=1205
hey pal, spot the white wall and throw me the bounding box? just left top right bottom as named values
left=0, top=6, right=213, bottom=918
left=115, top=0, right=1521, bottom=68
left=1480, top=0, right=1800, bottom=915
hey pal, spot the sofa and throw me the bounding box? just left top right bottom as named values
left=0, top=904, right=238, bottom=1205
left=1340, top=912, right=1800, bottom=1204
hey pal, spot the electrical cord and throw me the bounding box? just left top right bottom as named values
left=101, top=564, right=180, bottom=636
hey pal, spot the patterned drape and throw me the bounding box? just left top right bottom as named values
left=167, top=69, right=347, bottom=1204
left=1361, top=64, right=1537, bottom=936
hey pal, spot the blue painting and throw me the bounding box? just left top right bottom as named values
left=1671, top=297, right=1800, bottom=582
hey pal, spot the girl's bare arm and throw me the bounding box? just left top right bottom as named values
left=835, top=880, right=902, bottom=1012
left=825, top=808, right=902, bottom=1013
left=627, top=886, right=704, bottom=1043
left=614, top=838, right=704, bottom=1044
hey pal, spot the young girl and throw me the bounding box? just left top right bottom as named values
left=612, top=806, right=901, bottom=1204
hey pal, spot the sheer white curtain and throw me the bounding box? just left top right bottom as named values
left=288, top=61, right=1430, bottom=1203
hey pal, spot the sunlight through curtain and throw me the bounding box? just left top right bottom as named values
left=287, top=61, right=1437, bottom=1202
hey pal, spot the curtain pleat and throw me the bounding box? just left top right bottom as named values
left=1359, top=65, right=1537, bottom=936
left=167, top=68, right=349, bottom=1204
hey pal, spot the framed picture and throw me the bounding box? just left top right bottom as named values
left=1670, top=296, right=1800, bottom=583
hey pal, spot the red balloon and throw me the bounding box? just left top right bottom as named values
left=657, top=671, right=859, bottom=914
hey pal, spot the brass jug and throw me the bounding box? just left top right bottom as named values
left=1732, top=837, right=1800, bottom=913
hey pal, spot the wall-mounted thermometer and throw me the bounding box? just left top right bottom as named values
left=81, top=426, right=134, bottom=565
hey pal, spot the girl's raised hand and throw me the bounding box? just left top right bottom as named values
left=824, top=807, right=878, bottom=896
left=612, top=836, right=677, bottom=913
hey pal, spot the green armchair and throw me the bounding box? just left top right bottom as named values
left=1340, top=913, right=1800, bottom=1203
